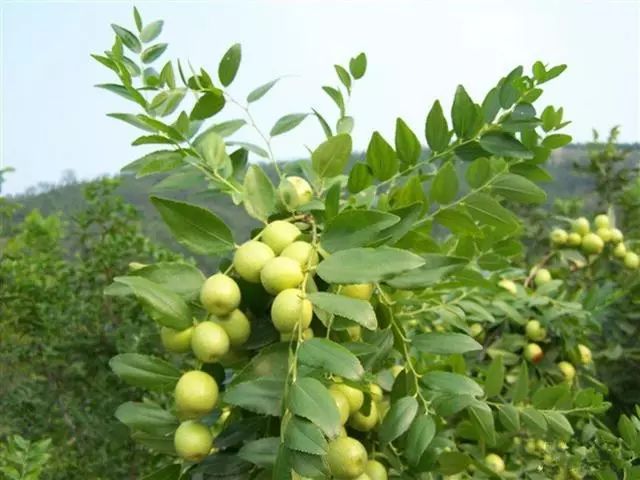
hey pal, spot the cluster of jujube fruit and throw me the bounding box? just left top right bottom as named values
left=550, top=213, right=639, bottom=269
left=157, top=176, right=390, bottom=480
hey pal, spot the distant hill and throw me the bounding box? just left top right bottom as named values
left=6, top=145, right=639, bottom=268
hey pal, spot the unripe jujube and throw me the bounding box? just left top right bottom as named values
left=566, top=232, right=583, bottom=247
left=260, top=256, right=303, bottom=294
left=572, top=217, right=590, bottom=235
left=160, top=326, right=193, bottom=353
left=327, top=437, right=368, bottom=479
left=534, top=268, right=552, bottom=286
left=581, top=233, right=604, bottom=254
left=281, top=241, right=319, bottom=271
left=624, top=252, right=639, bottom=269
left=191, top=321, right=231, bottom=363
left=270, top=288, right=312, bottom=333
left=610, top=228, right=624, bottom=244
left=485, top=453, right=505, bottom=473
left=200, top=273, right=241, bottom=316
left=175, top=370, right=219, bottom=419
left=525, top=320, right=546, bottom=341
left=550, top=228, right=568, bottom=246
left=331, top=383, right=364, bottom=414
left=594, top=214, right=610, bottom=229
left=214, top=309, right=251, bottom=348
left=261, top=220, right=301, bottom=254
left=578, top=344, right=592, bottom=364
left=340, top=283, right=375, bottom=300
left=233, top=240, right=275, bottom=283
left=349, top=401, right=379, bottom=432
left=364, top=460, right=388, bottom=480
left=558, top=361, right=576, bottom=382
left=174, top=420, right=213, bottom=462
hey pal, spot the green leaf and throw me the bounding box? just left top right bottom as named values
left=312, top=134, right=352, bottom=178
left=438, top=452, right=471, bottom=475
left=422, top=371, right=484, bottom=397
left=334, top=65, right=351, bottom=91
left=122, top=150, right=183, bottom=178
left=270, top=113, right=308, bottom=137
left=150, top=88, right=186, bottom=117
left=150, top=196, right=234, bottom=255
left=288, top=378, right=342, bottom=438
left=111, top=24, right=141, bottom=53
left=206, top=119, right=247, bottom=138
left=284, top=417, right=328, bottom=455
left=464, top=192, right=519, bottom=232
left=115, top=402, right=178, bottom=435
left=413, top=333, right=482, bottom=355
left=322, top=86, right=345, bottom=116
left=219, top=43, right=242, bottom=86
left=511, top=363, right=529, bottom=403
left=193, top=128, right=231, bottom=172
left=129, top=262, right=205, bottom=300
left=378, top=396, right=418, bottom=444
left=492, top=173, right=546, bottom=204
left=321, top=210, right=399, bottom=252
left=316, top=247, right=425, bottom=284
left=543, top=410, right=573, bottom=438
left=191, top=89, right=226, bottom=120
left=307, top=293, right=377, bottom=331
left=109, top=354, right=181, bottom=390
left=451, top=85, right=480, bottom=139
left=385, top=254, right=467, bottom=289
left=247, top=78, right=279, bottom=103
left=238, top=437, right=279, bottom=467
left=347, top=163, right=373, bottom=194
left=484, top=355, right=504, bottom=398
left=289, top=450, right=328, bottom=478
left=498, top=404, right=520, bottom=432
left=465, top=157, right=491, bottom=188
left=366, top=132, right=398, bottom=181
left=478, top=132, right=533, bottom=159
left=243, top=165, right=276, bottom=222
left=141, top=464, right=181, bottom=480
left=430, top=162, right=458, bottom=204
left=349, top=53, right=367, bottom=79
left=482, top=87, right=501, bottom=122
left=542, top=133, right=572, bottom=149
left=395, top=118, right=421, bottom=166
left=273, top=445, right=293, bottom=480
left=434, top=207, right=482, bottom=237
left=298, top=338, right=364, bottom=380
left=133, top=7, right=143, bottom=31
left=108, top=113, right=157, bottom=132
left=521, top=407, right=548, bottom=435
left=467, top=401, right=496, bottom=446
left=140, top=20, right=163, bottom=43
left=113, top=276, right=192, bottom=329
left=227, top=141, right=269, bottom=158
left=405, top=414, right=436, bottom=466
left=312, top=108, right=333, bottom=139
left=425, top=100, right=451, bottom=152
left=224, top=377, right=285, bottom=416
left=141, top=43, right=168, bottom=64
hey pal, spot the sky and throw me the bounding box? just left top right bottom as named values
left=1, top=0, right=639, bottom=195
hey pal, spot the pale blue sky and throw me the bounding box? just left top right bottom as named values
left=2, top=0, right=639, bottom=195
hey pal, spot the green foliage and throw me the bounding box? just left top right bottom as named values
left=0, top=179, right=181, bottom=479
left=88, top=9, right=640, bottom=479
left=0, top=435, right=51, bottom=480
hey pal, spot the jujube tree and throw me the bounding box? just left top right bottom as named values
left=94, top=8, right=640, bottom=479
